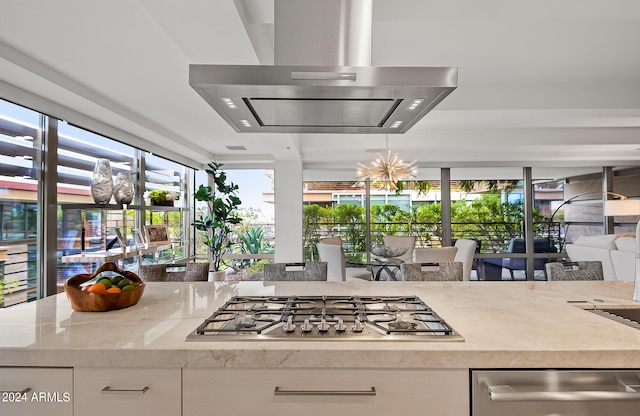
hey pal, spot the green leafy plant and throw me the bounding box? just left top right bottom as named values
left=303, top=204, right=331, bottom=259
left=239, top=227, right=265, bottom=254
left=332, top=204, right=366, bottom=252
left=148, top=189, right=180, bottom=205
left=0, top=278, right=18, bottom=307
left=192, top=162, right=242, bottom=271
left=148, top=189, right=168, bottom=204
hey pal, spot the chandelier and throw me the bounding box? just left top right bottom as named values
left=356, top=136, right=417, bottom=191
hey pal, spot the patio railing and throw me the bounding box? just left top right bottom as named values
left=305, top=220, right=563, bottom=258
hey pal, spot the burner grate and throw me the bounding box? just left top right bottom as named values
left=188, top=295, right=464, bottom=341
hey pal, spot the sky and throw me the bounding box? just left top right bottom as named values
left=200, top=169, right=275, bottom=223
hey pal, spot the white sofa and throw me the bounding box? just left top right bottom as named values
left=565, top=235, right=636, bottom=281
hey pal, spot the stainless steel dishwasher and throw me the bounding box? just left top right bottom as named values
left=472, top=370, right=640, bottom=416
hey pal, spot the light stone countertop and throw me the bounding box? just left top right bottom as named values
left=1, top=280, right=640, bottom=369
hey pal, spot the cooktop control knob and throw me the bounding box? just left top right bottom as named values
left=335, top=318, right=347, bottom=332
left=317, top=319, right=330, bottom=332
left=282, top=316, right=296, bottom=333
left=300, top=319, right=313, bottom=333
left=352, top=319, right=364, bottom=333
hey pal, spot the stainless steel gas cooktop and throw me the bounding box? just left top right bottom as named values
left=186, top=295, right=464, bottom=342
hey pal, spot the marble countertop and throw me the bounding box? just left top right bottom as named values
left=1, top=280, right=640, bottom=369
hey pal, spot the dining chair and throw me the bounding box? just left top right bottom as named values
left=263, top=262, right=328, bottom=281
left=319, top=236, right=343, bottom=245
left=382, top=235, right=416, bottom=264
left=184, top=262, right=211, bottom=281
left=138, top=262, right=210, bottom=282
left=400, top=262, right=463, bottom=281
left=316, top=242, right=371, bottom=281
left=453, top=238, right=478, bottom=281
left=413, top=246, right=458, bottom=263
left=545, top=261, right=603, bottom=281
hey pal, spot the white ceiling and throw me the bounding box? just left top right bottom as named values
left=0, top=0, right=639, bottom=180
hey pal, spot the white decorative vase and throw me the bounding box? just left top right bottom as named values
left=113, top=172, right=134, bottom=205
left=209, top=271, right=226, bottom=282
left=90, top=159, right=113, bottom=205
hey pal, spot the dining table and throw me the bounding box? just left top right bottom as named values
left=345, top=252, right=405, bottom=281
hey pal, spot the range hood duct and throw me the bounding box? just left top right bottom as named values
left=189, top=0, right=457, bottom=134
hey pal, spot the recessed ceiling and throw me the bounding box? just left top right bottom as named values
left=0, top=0, right=638, bottom=180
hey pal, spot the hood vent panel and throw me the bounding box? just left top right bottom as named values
left=190, top=64, right=457, bottom=134
left=245, top=98, right=400, bottom=128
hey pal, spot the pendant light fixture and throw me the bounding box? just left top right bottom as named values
left=356, top=135, right=417, bottom=191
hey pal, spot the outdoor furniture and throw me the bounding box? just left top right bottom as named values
left=479, top=238, right=557, bottom=280
left=401, top=262, right=463, bottom=281
left=263, top=262, right=327, bottom=281
left=545, top=261, right=604, bottom=281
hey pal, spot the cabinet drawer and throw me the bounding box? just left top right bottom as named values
left=183, top=368, right=468, bottom=416
left=74, top=367, right=181, bottom=416
left=0, top=367, right=72, bottom=416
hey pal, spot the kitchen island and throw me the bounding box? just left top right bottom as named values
left=2, top=280, right=640, bottom=369
left=1, top=280, right=640, bottom=416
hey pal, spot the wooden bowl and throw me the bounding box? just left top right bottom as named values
left=64, top=262, right=145, bottom=312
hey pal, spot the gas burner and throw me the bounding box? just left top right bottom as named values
left=366, top=314, right=397, bottom=323
left=388, top=320, right=418, bottom=331
left=187, top=295, right=464, bottom=342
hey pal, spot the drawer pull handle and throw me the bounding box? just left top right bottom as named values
left=101, top=386, right=149, bottom=394
left=488, top=384, right=640, bottom=402
left=0, top=388, right=31, bottom=394
left=274, top=386, right=376, bottom=396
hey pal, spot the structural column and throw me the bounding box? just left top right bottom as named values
left=40, top=117, right=58, bottom=297
left=440, top=168, right=452, bottom=246
left=603, top=166, right=615, bottom=234
left=523, top=167, right=535, bottom=280
left=274, top=159, right=304, bottom=263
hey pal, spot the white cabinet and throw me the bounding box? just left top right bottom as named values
left=74, top=367, right=181, bottom=416
left=183, top=368, right=469, bottom=416
left=0, top=367, right=72, bottom=416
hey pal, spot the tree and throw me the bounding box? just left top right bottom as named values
left=303, top=204, right=331, bottom=259
left=332, top=204, right=365, bottom=252
left=370, top=204, right=413, bottom=245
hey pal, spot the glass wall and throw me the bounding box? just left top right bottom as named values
left=302, top=180, right=430, bottom=260
left=193, top=169, right=209, bottom=258
left=0, top=97, right=194, bottom=307
left=191, top=168, right=275, bottom=280
left=144, top=153, right=187, bottom=262
left=0, top=100, right=40, bottom=306
left=448, top=174, right=524, bottom=254
left=56, top=121, right=140, bottom=283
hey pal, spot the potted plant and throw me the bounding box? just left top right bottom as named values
left=148, top=189, right=180, bottom=206
left=192, top=162, right=242, bottom=280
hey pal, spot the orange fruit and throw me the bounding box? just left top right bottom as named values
left=106, top=287, right=122, bottom=294
left=87, top=283, right=107, bottom=293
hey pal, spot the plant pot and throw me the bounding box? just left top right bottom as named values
left=151, top=200, right=174, bottom=207
left=208, top=270, right=226, bottom=282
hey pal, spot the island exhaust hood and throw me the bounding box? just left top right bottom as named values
left=189, top=0, right=457, bottom=134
